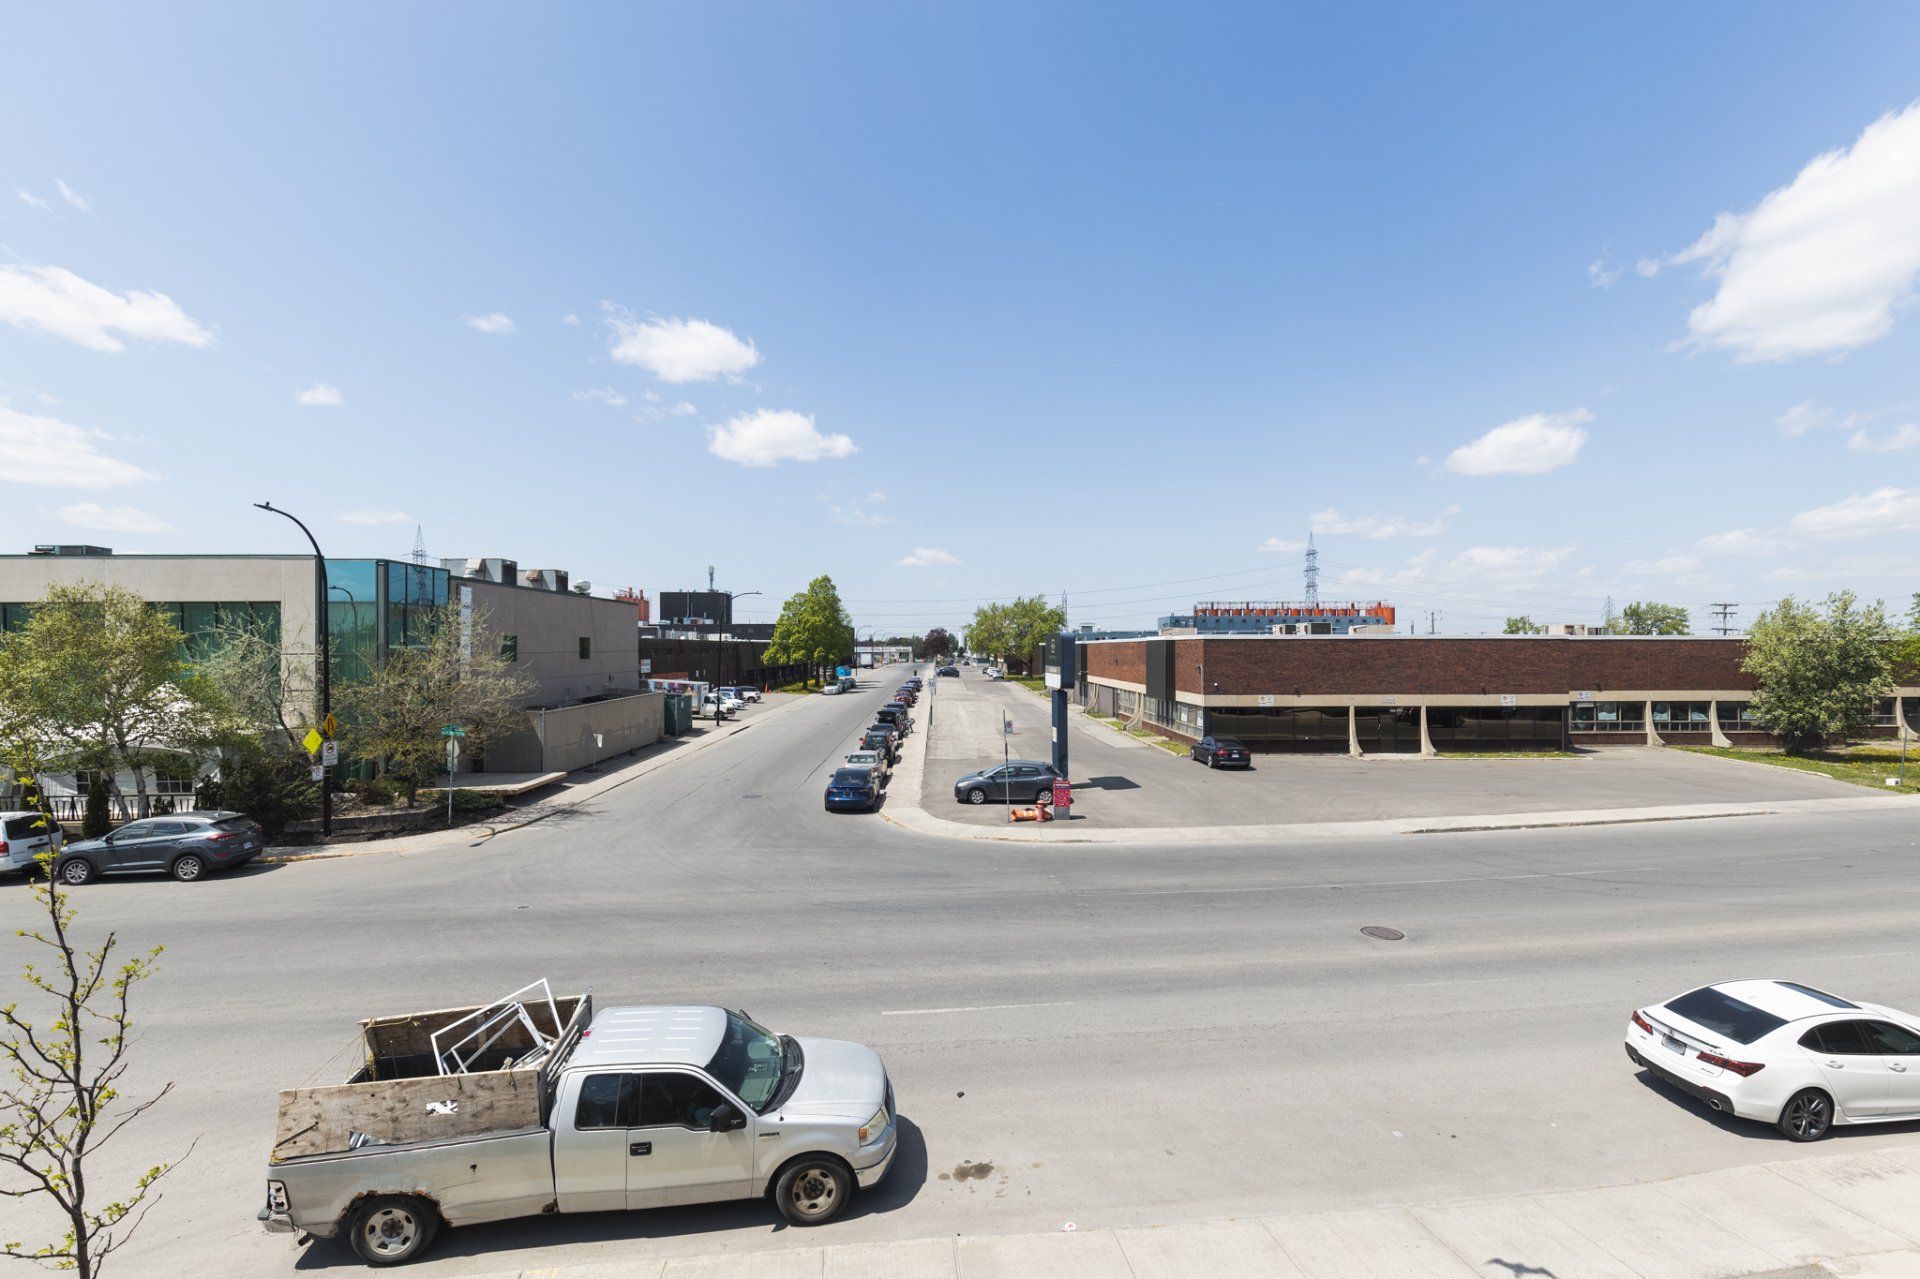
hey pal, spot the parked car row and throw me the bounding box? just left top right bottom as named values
left=5, top=810, right=267, bottom=884
left=825, top=673, right=922, bottom=813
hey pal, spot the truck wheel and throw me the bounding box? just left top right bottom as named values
left=348, top=1195, right=440, bottom=1266
left=775, top=1157, right=852, bottom=1226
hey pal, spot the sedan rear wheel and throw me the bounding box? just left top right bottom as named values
left=1778, top=1088, right=1834, bottom=1141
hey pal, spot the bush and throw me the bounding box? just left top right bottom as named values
left=447, top=788, right=502, bottom=816
left=82, top=776, right=111, bottom=839
left=346, top=776, right=399, bottom=805
left=195, top=749, right=317, bottom=836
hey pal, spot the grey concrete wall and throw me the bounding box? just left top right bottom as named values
left=486, top=691, right=664, bottom=773
left=462, top=579, right=641, bottom=708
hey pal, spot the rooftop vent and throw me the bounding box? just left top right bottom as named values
left=30, top=544, right=113, bottom=557
left=523, top=568, right=569, bottom=592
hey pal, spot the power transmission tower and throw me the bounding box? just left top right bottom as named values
left=1709, top=602, right=1738, bottom=636
left=1304, top=532, right=1319, bottom=605
left=409, top=524, right=430, bottom=565
left=1426, top=609, right=1439, bottom=635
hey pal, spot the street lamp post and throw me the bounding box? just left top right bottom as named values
left=255, top=502, right=332, bottom=836
left=719, top=589, right=761, bottom=686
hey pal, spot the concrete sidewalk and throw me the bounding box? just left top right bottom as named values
left=453, top=1142, right=1920, bottom=1278
left=262, top=694, right=809, bottom=862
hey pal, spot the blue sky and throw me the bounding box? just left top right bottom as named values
left=3, top=3, right=1917, bottom=636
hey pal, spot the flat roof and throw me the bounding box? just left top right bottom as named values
left=1074, top=633, right=1742, bottom=643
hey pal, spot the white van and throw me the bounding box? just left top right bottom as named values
left=1, top=810, right=64, bottom=874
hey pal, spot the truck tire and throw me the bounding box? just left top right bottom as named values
left=774, top=1156, right=852, bottom=1226
left=347, top=1194, right=440, bottom=1266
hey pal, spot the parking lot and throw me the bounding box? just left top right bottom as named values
left=918, top=669, right=1881, bottom=829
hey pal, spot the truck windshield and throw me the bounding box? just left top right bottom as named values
left=705, top=1011, right=785, bottom=1111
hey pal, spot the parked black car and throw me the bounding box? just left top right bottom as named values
left=1190, top=736, right=1251, bottom=768
left=953, top=760, right=1062, bottom=805
left=862, top=727, right=901, bottom=762
left=55, top=811, right=264, bottom=884
left=876, top=703, right=913, bottom=734
left=936, top=666, right=959, bottom=677
left=824, top=767, right=880, bottom=813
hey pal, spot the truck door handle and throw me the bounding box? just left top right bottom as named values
left=630, top=1142, right=651, bottom=1156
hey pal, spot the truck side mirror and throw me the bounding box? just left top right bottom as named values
left=708, top=1102, right=746, bottom=1133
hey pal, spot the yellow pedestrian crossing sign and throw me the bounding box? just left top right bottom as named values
left=303, top=727, right=324, bottom=756
left=321, top=713, right=339, bottom=738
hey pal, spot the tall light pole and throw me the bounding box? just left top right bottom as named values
left=719, top=589, right=761, bottom=686
left=256, top=502, right=332, bottom=836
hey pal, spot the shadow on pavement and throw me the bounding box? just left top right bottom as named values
left=293, top=1117, right=929, bottom=1270
left=1077, top=776, right=1139, bottom=792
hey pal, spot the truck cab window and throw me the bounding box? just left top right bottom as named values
left=637, top=1072, right=728, bottom=1130
left=574, top=1073, right=635, bottom=1129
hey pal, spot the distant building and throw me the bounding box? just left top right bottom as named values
left=615, top=586, right=651, bottom=623
left=659, top=590, right=732, bottom=628
left=1159, top=600, right=1397, bottom=635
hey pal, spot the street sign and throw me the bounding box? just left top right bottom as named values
left=320, top=713, right=339, bottom=738
left=302, top=727, right=324, bottom=756
left=1257, top=694, right=1275, bottom=707
left=1498, top=694, right=1518, bottom=708
left=310, top=764, right=325, bottom=781
left=1003, top=714, right=1015, bottom=736
left=641, top=659, right=652, bottom=674
left=321, top=740, right=339, bottom=766
left=441, top=724, right=467, bottom=738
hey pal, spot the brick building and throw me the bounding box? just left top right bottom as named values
left=1079, top=635, right=1920, bottom=754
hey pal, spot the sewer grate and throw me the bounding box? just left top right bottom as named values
left=1361, top=926, right=1407, bottom=941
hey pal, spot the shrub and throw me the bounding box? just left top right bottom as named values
left=82, top=776, right=112, bottom=839
left=195, top=749, right=317, bottom=836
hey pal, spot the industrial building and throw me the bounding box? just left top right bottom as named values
left=1079, top=633, right=1920, bottom=754
left=1158, top=600, right=1398, bottom=635
left=0, top=545, right=659, bottom=802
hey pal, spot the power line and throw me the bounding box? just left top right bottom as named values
left=1710, top=602, right=1738, bottom=635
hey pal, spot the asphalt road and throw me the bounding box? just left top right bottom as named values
left=7, top=672, right=1920, bottom=1277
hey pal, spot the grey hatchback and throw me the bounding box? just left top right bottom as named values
left=56, top=811, right=264, bottom=885
left=953, top=760, right=1061, bottom=805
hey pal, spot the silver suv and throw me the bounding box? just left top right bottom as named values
left=0, top=810, right=63, bottom=874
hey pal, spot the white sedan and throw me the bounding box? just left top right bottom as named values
left=1626, top=979, right=1920, bottom=1141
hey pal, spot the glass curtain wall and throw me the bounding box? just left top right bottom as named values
left=1428, top=707, right=1568, bottom=751
left=1207, top=706, right=1350, bottom=752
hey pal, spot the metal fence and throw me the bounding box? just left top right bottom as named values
left=36, top=790, right=206, bottom=824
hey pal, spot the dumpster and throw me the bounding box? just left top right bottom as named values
left=663, top=693, right=693, bottom=736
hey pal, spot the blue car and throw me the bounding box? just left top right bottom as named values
left=824, top=767, right=880, bottom=813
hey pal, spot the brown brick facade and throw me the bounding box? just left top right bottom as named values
left=1084, top=636, right=1756, bottom=697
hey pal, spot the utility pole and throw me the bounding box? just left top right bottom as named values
left=1709, top=602, right=1738, bottom=636
left=1426, top=609, right=1438, bottom=635
left=255, top=502, right=332, bottom=837
left=1304, top=533, right=1320, bottom=606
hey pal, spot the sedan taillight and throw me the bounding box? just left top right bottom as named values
left=1630, top=1010, right=1654, bottom=1034
left=1697, top=1051, right=1764, bottom=1077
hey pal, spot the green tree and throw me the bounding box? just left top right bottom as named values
left=1743, top=592, right=1893, bottom=752
left=190, top=614, right=321, bottom=835
left=966, top=596, right=1065, bottom=673
left=335, top=601, right=534, bottom=804
left=1619, top=601, right=1691, bottom=635
left=1503, top=616, right=1544, bottom=635
left=0, top=843, right=180, bottom=1276
left=0, top=583, right=219, bottom=820
left=763, top=576, right=856, bottom=685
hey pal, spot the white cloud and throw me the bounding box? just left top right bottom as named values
left=55, top=179, right=91, bottom=213
left=1669, top=100, right=1920, bottom=361
left=1309, top=504, right=1458, bottom=539
left=606, top=310, right=759, bottom=383
left=463, top=311, right=516, bottom=335
left=706, top=408, right=854, bottom=466
left=1848, top=423, right=1920, bottom=453
left=295, top=382, right=343, bottom=407
left=1787, top=486, right=1920, bottom=538
left=898, top=547, right=960, bottom=567
left=0, top=264, right=213, bottom=353
left=668, top=399, right=696, bottom=417
left=1697, top=527, right=1786, bottom=555
left=573, top=387, right=628, bottom=408
left=1587, top=259, right=1622, bottom=289
left=1447, top=545, right=1574, bottom=581
left=0, top=405, right=156, bottom=486
left=1443, top=409, right=1590, bottom=476
left=829, top=505, right=889, bottom=527
left=1777, top=401, right=1837, bottom=436
left=58, top=501, right=168, bottom=533
left=1260, top=536, right=1307, bottom=552
left=1635, top=257, right=1661, bottom=279
left=561, top=313, right=581, bottom=326
left=866, top=491, right=888, bottom=503
left=337, top=508, right=416, bottom=526
left=1622, top=554, right=1701, bottom=575
left=17, top=189, right=50, bottom=211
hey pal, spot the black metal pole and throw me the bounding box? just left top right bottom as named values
left=256, top=502, right=331, bottom=836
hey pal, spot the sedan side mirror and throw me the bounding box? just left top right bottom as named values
left=708, top=1102, right=746, bottom=1133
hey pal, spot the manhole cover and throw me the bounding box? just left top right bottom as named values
left=1361, top=925, right=1406, bottom=941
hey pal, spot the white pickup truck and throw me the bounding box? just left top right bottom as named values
left=262, top=985, right=897, bottom=1266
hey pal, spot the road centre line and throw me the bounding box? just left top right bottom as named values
left=881, top=1001, right=1072, bottom=1017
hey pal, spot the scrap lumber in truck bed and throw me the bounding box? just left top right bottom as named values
left=272, top=989, right=590, bottom=1162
